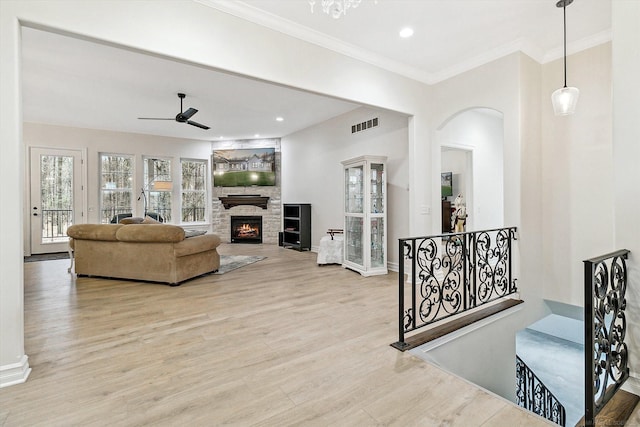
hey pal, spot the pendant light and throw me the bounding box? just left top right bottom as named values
left=551, top=0, right=579, bottom=115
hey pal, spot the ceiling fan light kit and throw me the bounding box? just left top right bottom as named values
left=551, top=0, right=579, bottom=116
left=138, top=93, right=211, bottom=130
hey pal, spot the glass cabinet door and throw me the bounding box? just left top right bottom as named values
left=370, top=217, right=384, bottom=268
left=345, top=216, right=363, bottom=265
left=345, top=165, right=363, bottom=213
left=370, top=163, right=384, bottom=214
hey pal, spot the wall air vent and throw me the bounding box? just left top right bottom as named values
left=351, top=117, right=379, bottom=134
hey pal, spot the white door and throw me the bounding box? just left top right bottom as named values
left=30, top=148, right=83, bottom=254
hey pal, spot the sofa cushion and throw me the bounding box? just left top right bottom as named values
left=67, top=224, right=122, bottom=241
left=116, top=224, right=185, bottom=243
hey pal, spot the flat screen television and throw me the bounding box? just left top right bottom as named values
left=212, top=148, right=276, bottom=187
left=441, top=172, right=453, bottom=198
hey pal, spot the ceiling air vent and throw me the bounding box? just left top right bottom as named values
left=351, top=117, right=379, bottom=134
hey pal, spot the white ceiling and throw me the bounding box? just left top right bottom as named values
left=21, top=0, right=611, bottom=142
left=21, top=27, right=361, bottom=142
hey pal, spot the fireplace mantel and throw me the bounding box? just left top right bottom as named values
left=218, top=194, right=270, bottom=210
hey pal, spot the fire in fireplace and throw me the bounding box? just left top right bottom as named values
left=231, top=216, right=262, bottom=243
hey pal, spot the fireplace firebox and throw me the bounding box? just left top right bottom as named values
left=231, top=216, right=262, bottom=244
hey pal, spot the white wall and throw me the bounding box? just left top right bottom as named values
left=612, top=1, right=640, bottom=394
left=439, top=109, right=504, bottom=230
left=541, top=43, right=614, bottom=306
left=281, top=107, right=409, bottom=269
left=23, top=122, right=212, bottom=254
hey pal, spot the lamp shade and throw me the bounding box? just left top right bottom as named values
left=552, top=86, right=580, bottom=116
left=151, top=180, right=172, bottom=191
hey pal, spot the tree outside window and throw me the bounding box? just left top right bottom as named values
left=144, top=157, right=172, bottom=222
left=181, top=159, right=207, bottom=223
left=100, top=154, right=134, bottom=223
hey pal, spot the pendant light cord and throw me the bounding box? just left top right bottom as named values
left=563, top=3, right=567, bottom=88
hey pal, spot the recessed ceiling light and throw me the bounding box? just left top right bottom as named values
left=276, top=117, right=284, bottom=122
left=254, top=134, right=260, bottom=138
left=399, top=27, right=414, bottom=38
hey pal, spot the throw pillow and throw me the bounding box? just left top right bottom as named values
left=184, top=229, right=207, bottom=238
left=120, top=217, right=144, bottom=224
left=142, top=215, right=161, bottom=224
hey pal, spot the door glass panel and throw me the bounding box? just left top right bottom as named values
left=345, top=165, right=363, bottom=213
left=370, top=163, right=384, bottom=214
left=370, top=217, right=384, bottom=268
left=39, top=155, right=74, bottom=243
left=345, top=216, right=363, bottom=266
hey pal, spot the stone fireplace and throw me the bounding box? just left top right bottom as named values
left=230, top=216, right=262, bottom=244
left=211, top=138, right=281, bottom=244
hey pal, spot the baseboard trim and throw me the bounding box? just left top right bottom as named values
left=0, top=354, right=31, bottom=388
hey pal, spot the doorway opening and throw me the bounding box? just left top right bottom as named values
left=437, top=108, right=504, bottom=232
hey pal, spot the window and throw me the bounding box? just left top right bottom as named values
left=143, top=157, right=172, bottom=223
left=181, top=159, right=207, bottom=223
left=100, top=154, right=133, bottom=223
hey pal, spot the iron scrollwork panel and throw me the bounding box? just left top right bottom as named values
left=472, top=229, right=514, bottom=306
left=591, top=255, right=629, bottom=412
left=412, top=236, right=466, bottom=327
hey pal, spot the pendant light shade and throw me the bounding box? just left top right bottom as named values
left=552, top=86, right=580, bottom=115
left=552, top=0, right=578, bottom=116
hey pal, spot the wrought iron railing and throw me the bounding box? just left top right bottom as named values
left=41, top=209, right=73, bottom=239
left=516, top=355, right=566, bottom=426
left=583, top=249, right=630, bottom=425
left=393, top=227, right=518, bottom=349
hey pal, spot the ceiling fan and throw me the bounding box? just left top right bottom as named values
left=138, top=93, right=210, bottom=130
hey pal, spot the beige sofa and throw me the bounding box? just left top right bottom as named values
left=67, top=223, right=221, bottom=286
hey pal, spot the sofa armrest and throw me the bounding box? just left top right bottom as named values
left=174, top=234, right=221, bottom=257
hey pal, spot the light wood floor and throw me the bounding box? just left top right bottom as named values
left=2, top=243, right=553, bottom=426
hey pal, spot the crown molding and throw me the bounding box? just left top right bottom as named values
left=430, top=38, right=544, bottom=84
left=195, top=0, right=612, bottom=86
left=541, top=29, right=612, bottom=63
left=195, top=0, right=434, bottom=84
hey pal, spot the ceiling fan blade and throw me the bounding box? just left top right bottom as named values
left=138, top=117, right=174, bottom=120
left=181, top=108, right=198, bottom=120
left=187, top=120, right=210, bottom=130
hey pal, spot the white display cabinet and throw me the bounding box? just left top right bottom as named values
left=341, top=155, right=387, bottom=276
